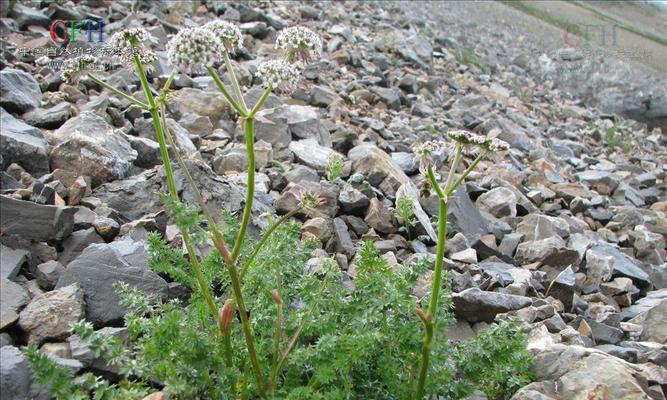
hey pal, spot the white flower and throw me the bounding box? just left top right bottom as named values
left=167, top=27, right=224, bottom=74
left=203, top=20, right=244, bottom=53
left=108, top=27, right=156, bottom=51
left=61, top=55, right=104, bottom=82
left=483, top=138, right=510, bottom=153
left=413, top=140, right=446, bottom=174
left=275, top=26, right=322, bottom=63
left=256, top=59, right=300, bottom=89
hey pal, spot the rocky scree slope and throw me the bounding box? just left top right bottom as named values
left=0, top=1, right=666, bottom=399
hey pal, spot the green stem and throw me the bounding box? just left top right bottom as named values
left=414, top=198, right=448, bottom=400
left=224, top=50, right=248, bottom=112
left=248, top=86, right=273, bottom=117
left=227, top=261, right=266, bottom=398
left=159, top=103, right=233, bottom=264
left=239, top=208, right=300, bottom=281
left=427, top=166, right=446, bottom=201
left=443, top=145, right=463, bottom=193
left=223, top=334, right=233, bottom=366
left=446, top=153, right=485, bottom=197
left=269, top=256, right=283, bottom=392
left=87, top=74, right=150, bottom=110
left=208, top=67, right=246, bottom=117
left=230, top=118, right=256, bottom=264
left=133, top=55, right=220, bottom=325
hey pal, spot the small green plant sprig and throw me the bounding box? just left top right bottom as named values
left=601, top=115, right=635, bottom=153
left=325, top=153, right=344, bottom=184
left=395, top=196, right=417, bottom=240
left=412, top=130, right=510, bottom=400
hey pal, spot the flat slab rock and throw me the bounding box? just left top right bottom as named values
left=452, top=287, right=532, bottom=323
left=56, top=243, right=168, bottom=326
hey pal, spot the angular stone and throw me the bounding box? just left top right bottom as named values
left=68, top=327, right=130, bottom=377
left=57, top=228, right=104, bottom=266
left=310, top=85, right=338, bottom=107
left=0, top=278, right=30, bottom=330
left=338, top=186, right=370, bottom=215
left=588, top=243, right=651, bottom=288
left=0, top=108, right=49, bottom=175
left=18, top=283, right=85, bottom=344
left=365, top=198, right=397, bottom=234
left=50, top=112, right=137, bottom=187
left=372, top=87, right=401, bottom=110
left=288, top=138, right=341, bottom=171
left=0, top=195, right=76, bottom=242
left=56, top=243, right=169, bottom=326
left=0, top=244, right=28, bottom=280
left=547, top=266, right=576, bottom=312
left=301, top=217, right=333, bottom=244
left=631, top=299, right=666, bottom=344
left=476, top=187, right=517, bottom=218
left=331, top=218, right=356, bottom=260
left=0, top=69, right=41, bottom=113
left=0, top=346, right=33, bottom=399
left=575, top=170, right=621, bottom=194
left=22, top=102, right=71, bottom=129
left=35, top=260, right=65, bottom=290
left=452, top=287, right=532, bottom=323
left=275, top=180, right=339, bottom=219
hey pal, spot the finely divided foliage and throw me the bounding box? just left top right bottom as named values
left=30, top=19, right=531, bottom=400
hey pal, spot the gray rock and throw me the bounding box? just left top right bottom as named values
left=0, top=108, right=49, bottom=175
left=372, top=87, right=401, bottom=110
left=476, top=187, right=517, bottom=218
left=517, top=214, right=569, bottom=241
left=56, top=243, right=169, bottom=326
left=310, top=85, right=338, bottom=107
left=9, top=4, right=51, bottom=29
left=275, top=180, right=340, bottom=219
left=582, top=317, right=625, bottom=345
left=213, top=144, right=249, bottom=174
left=444, top=186, right=489, bottom=241
left=68, top=326, right=130, bottom=377
left=452, top=287, right=532, bottom=323
left=254, top=107, right=291, bottom=150
left=595, top=344, right=639, bottom=363
left=411, top=102, right=434, bottom=117
left=288, top=139, right=341, bottom=171
left=283, top=105, right=331, bottom=145
left=330, top=218, right=356, bottom=260
left=398, top=34, right=433, bottom=69
left=35, top=260, right=65, bottom=290
left=338, top=186, right=370, bottom=215
left=588, top=242, right=651, bottom=288
left=391, top=152, right=418, bottom=175
left=18, top=283, right=85, bottom=344
left=50, top=112, right=138, bottom=187
left=529, top=345, right=652, bottom=399
left=365, top=198, right=397, bottom=234
left=0, top=346, right=33, bottom=399
left=57, top=228, right=105, bottom=266
left=164, top=118, right=198, bottom=155
left=301, top=217, right=334, bottom=244
left=0, top=69, right=41, bottom=113
left=349, top=144, right=436, bottom=241
left=22, top=102, right=71, bottom=129
left=575, top=170, right=621, bottom=194
left=0, top=244, right=28, bottom=280
left=123, top=134, right=161, bottom=168
left=622, top=289, right=667, bottom=320
left=0, top=278, right=30, bottom=330
left=630, top=299, right=666, bottom=344
left=546, top=266, right=576, bottom=312
left=0, top=195, right=76, bottom=242
left=284, top=164, right=320, bottom=184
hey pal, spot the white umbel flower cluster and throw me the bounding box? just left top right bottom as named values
left=413, top=140, right=447, bottom=174
left=61, top=55, right=104, bottom=82
left=108, top=27, right=156, bottom=51
left=275, top=26, right=322, bottom=63
left=256, top=59, right=300, bottom=89
left=203, top=20, right=244, bottom=53
left=167, top=27, right=225, bottom=74
left=447, top=129, right=510, bottom=155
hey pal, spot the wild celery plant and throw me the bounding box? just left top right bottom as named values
left=325, top=153, right=344, bottom=184
left=412, top=130, right=510, bottom=400
left=56, top=22, right=323, bottom=398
